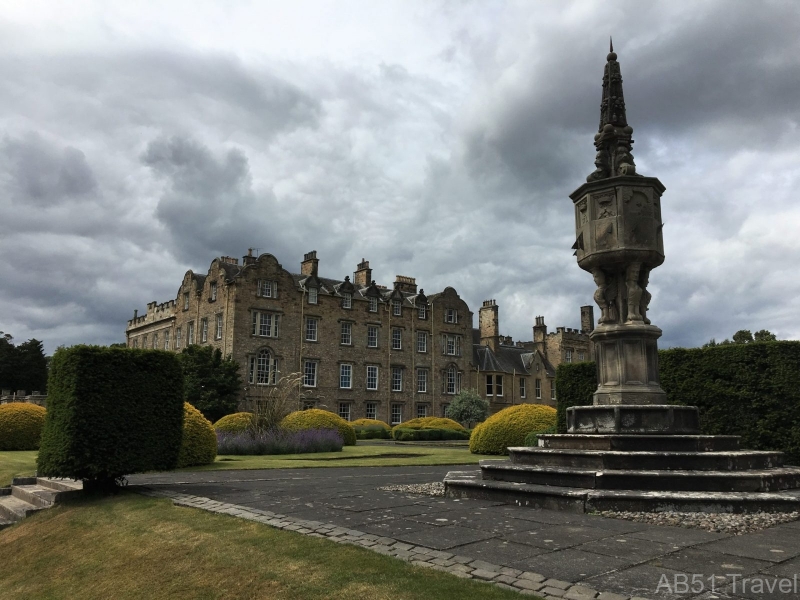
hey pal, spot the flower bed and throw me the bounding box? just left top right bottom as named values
left=217, top=428, right=344, bottom=455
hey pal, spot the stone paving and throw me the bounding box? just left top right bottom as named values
left=129, top=466, right=800, bottom=600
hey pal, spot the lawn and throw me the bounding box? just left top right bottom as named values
left=0, top=493, right=529, bottom=600
left=1, top=445, right=495, bottom=486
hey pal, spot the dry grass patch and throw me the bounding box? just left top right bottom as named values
left=0, top=493, right=531, bottom=600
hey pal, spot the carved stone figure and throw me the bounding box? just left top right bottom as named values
left=625, top=263, right=643, bottom=322
left=640, top=267, right=652, bottom=324
left=592, top=268, right=617, bottom=324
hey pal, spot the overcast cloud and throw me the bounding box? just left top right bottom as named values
left=1, top=0, right=799, bottom=353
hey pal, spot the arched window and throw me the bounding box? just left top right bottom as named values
left=249, top=349, right=278, bottom=385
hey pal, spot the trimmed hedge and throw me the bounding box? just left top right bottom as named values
left=393, top=427, right=470, bottom=441
left=393, top=417, right=466, bottom=432
left=37, top=346, right=184, bottom=481
left=281, top=409, right=357, bottom=446
left=523, top=425, right=557, bottom=448
left=178, top=403, right=217, bottom=467
left=469, top=404, right=557, bottom=455
left=554, top=362, right=597, bottom=433
left=555, top=342, right=800, bottom=464
left=0, top=403, right=47, bottom=450
left=352, top=418, right=391, bottom=430
left=214, top=412, right=255, bottom=433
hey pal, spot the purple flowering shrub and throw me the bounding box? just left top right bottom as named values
left=216, top=428, right=343, bottom=455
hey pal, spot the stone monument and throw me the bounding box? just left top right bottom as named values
left=444, top=43, right=800, bottom=513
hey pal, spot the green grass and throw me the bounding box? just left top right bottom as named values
left=0, top=493, right=532, bottom=600
left=1, top=445, right=495, bottom=486
left=0, top=450, right=37, bottom=486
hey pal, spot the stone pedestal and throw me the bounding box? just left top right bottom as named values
left=567, top=404, right=700, bottom=434
left=590, top=323, right=667, bottom=405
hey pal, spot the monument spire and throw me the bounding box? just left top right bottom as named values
left=587, top=41, right=638, bottom=182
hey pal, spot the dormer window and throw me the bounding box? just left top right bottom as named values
left=342, top=292, right=352, bottom=309
left=308, top=287, right=318, bottom=304
left=369, top=296, right=378, bottom=312
left=418, top=304, right=427, bottom=320
left=445, top=308, right=457, bottom=323
left=392, top=299, right=402, bottom=316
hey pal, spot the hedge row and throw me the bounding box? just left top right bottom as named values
left=555, top=342, right=800, bottom=464
left=394, top=417, right=465, bottom=432
left=392, top=427, right=470, bottom=441
left=37, top=346, right=185, bottom=481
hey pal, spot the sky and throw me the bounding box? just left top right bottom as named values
left=1, top=0, right=799, bottom=354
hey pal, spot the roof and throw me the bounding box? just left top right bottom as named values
left=473, top=343, right=556, bottom=378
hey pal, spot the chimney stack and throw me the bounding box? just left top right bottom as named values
left=479, top=299, right=500, bottom=352
left=394, top=275, right=417, bottom=294
left=354, top=259, right=372, bottom=287
left=242, top=248, right=257, bottom=266
left=580, top=305, right=595, bottom=333
left=301, top=250, right=319, bottom=276
left=533, top=315, right=547, bottom=355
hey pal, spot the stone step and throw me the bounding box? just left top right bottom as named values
left=508, top=447, right=783, bottom=471
left=537, top=434, right=740, bottom=452
left=0, top=495, right=42, bottom=522
left=444, top=470, right=800, bottom=514
left=479, top=461, right=800, bottom=492
left=36, top=478, right=83, bottom=493
left=12, top=484, right=58, bottom=508
left=0, top=518, right=14, bottom=531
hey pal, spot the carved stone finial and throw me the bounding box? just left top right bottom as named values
left=586, top=44, right=641, bottom=182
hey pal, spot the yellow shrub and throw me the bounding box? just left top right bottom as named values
left=469, top=404, right=557, bottom=455
left=351, top=418, right=390, bottom=430
left=214, top=412, right=255, bottom=433
left=178, top=402, right=217, bottom=467
left=394, top=417, right=465, bottom=432
left=281, top=409, right=356, bottom=446
left=0, top=403, right=46, bottom=451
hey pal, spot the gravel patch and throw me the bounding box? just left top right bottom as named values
left=376, top=482, right=445, bottom=496
left=594, top=510, right=800, bottom=535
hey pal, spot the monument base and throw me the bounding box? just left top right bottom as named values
left=567, top=404, right=700, bottom=434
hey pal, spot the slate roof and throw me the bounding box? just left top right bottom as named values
left=473, top=341, right=556, bottom=377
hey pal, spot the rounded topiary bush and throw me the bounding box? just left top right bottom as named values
left=469, top=404, right=557, bottom=455
left=351, top=418, right=390, bottom=430
left=394, top=417, right=465, bottom=432
left=178, top=402, right=217, bottom=467
left=281, top=409, right=356, bottom=446
left=214, top=412, right=255, bottom=433
left=0, top=402, right=47, bottom=450
left=352, top=418, right=391, bottom=440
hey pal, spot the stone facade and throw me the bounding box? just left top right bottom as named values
left=472, top=301, right=593, bottom=413
left=126, top=250, right=474, bottom=425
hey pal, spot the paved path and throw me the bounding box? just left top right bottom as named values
left=130, top=466, right=800, bottom=600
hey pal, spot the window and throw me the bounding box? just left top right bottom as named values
left=210, top=282, right=217, bottom=301
left=252, top=311, right=280, bottom=337
left=445, top=308, right=457, bottom=323
left=486, top=374, right=493, bottom=396
left=258, top=280, right=277, bottom=298
left=369, top=296, right=378, bottom=312
left=303, top=360, right=317, bottom=387
left=215, top=314, right=223, bottom=339
left=342, top=292, right=352, bottom=309
left=201, top=318, right=208, bottom=343
left=367, top=326, right=378, bottom=348
left=565, top=348, right=573, bottom=363
left=366, top=365, right=378, bottom=390
left=152, top=333, right=158, bottom=349
left=442, top=404, right=450, bottom=418
left=416, top=404, right=428, bottom=419
left=392, top=367, right=403, bottom=392
left=164, top=329, right=170, bottom=350
left=339, top=364, right=352, bottom=389
left=417, top=331, right=427, bottom=353
left=308, top=287, right=318, bottom=304
left=365, top=402, right=377, bottom=420
left=183, top=293, right=189, bottom=310
left=496, top=375, right=504, bottom=397
left=535, top=378, right=542, bottom=399
left=418, top=304, right=427, bottom=320
left=519, top=377, right=526, bottom=399
left=132, top=338, right=138, bottom=348
left=340, top=322, right=352, bottom=345
left=392, top=328, right=402, bottom=350
left=338, top=403, right=351, bottom=421
left=442, top=334, right=461, bottom=356
left=305, top=317, right=318, bottom=342
left=551, top=384, right=556, bottom=401
left=417, top=368, right=427, bottom=393
left=143, top=334, right=148, bottom=348
left=249, top=349, right=278, bottom=385
left=302, top=401, right=315, bottom=410
left=446, top=365, right=458, bottom=395
left=392, top=299, right=401, bottom=316
left=176, top=327, right=182, bottom=349
left=391, top=404, right=402, bottom=426
left=578, top=351, right=585, bottom=362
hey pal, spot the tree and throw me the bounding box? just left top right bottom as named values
left=754, top=329, right=777, bottom=342
left=703, top=329, right=778, bottom=347
left=0, top=332, right=48, bottom=394
left=177, top=345, right=242, bottom=423
left=732, top=329, right=754, bottom=344
left=447, top=388, right=489, bottom=427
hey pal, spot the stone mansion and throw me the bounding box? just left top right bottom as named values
left=125, top=249, right=592, bottom=424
